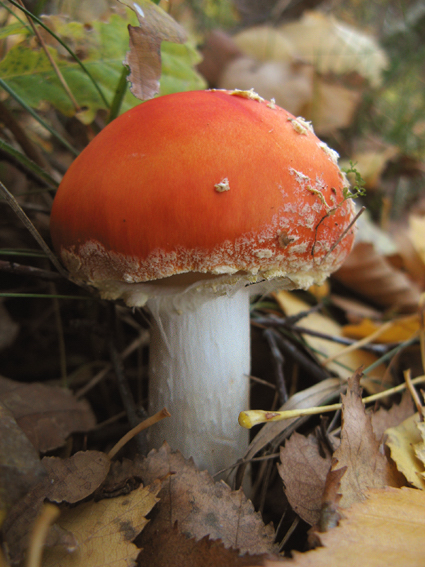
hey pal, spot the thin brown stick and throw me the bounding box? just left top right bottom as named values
left=26, top=503, right=60, bottom=567
left=108, top=408, right=171, bottom=459
left=404, top=369, right=424, bottom=419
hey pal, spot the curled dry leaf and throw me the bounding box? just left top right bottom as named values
left=266, top=487, right=425, bottom=567
left=133, top=443, right=276, bottom=556
left=42, top=481, right=161, bottom=567
left=370, top=391, right=414, bottom=443
left=0, top=375, right=95, bottom=452
left=334, top=242, right=421, bottom=312
left=329, top=372, right=401, bottom=510
left=120, top=0, right=187, bottom=100
left=277, top=433, right=332, bottom=526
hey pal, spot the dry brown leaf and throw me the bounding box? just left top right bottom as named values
left=43, top=481, right=161, bottom=567
left=120, top=0, right=187, bottom=100
left=334, top=242, right=421, bottom=312
left=3, top=451, right=110, bottom=564
left=275, top=291, right=386, bottom=381
left=370, top=391, right=414, bottom=443
left=137, top=523, right=271, bottom=567
left=0, top=375, right=95, bottom=452
left=43, top=451, right=111, bottom=504
left=277, top=433, right=331, bottom=526
left=0, top=402, right=46, bottom=524
left=386, top=413, right=425, bottom=490
left=133, top=443, right=276, bottom=556
left=317, top=465, right=346, bottom=533
left=330, top=372, right=401, bottom=509
left=266, top=487, right=425, bottom=566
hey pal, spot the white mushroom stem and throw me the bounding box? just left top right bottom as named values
left=147, top=287, right=250, bottom=475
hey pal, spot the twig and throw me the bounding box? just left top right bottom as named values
left=264, top=328, right=288, bottom=404
left=404, top=369, right=424, bottom=419
left=322, top=206, right=366, bottom=262
left=26, top=503, right=60, bottom=567
left=239, top=374, right=425, bottom=428
left=0, top=180, right=69, bottom=278
left=108, top=408, right=171, bottom=460
left=0, top=259, right=63, bottom=280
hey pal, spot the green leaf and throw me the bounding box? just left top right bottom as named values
left=0, top=12, right=205, bottom=124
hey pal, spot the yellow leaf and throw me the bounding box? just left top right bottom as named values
left=385, top=413, right=425, bottom=490
left=43, top=482, right=161, bottom=567
left=275, top=291, right=385, bottom=382
left=342, top=316, right=419, bottom=343
left=409, top=215, right=425, bottom=266
left=266, top=487, right=425, bottom=567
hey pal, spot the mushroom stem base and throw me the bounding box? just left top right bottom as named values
left=147, top=288, right=250, bottom=476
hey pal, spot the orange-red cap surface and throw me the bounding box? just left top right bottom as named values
left=50, top=89, right=355, bottom=296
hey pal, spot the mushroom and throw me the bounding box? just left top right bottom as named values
left=50, top=89, right=356, bottom=475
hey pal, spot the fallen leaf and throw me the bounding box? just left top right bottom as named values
left=275, top=291, right=386, bottom=381
left=334, top=242, right=421, bottom=312
left=279, top=11, right=388, bottom=87
left=317, top=465, right=346, bottom=533
left=0, top=402, right=46, bottom=525
left=3, top=451, right=110, bottom=564
left=134, top=443, right=276, bottom=555
left=137, top=523, right=271, bottom=567
left=121, top=0, right=187, bottom=100
left=370, top=391, right=414, bottom=443
left=277, top=433, right=331, bottom=526
left=43, top=481, right=161, bottom=567
left=43, top=451, right=111, bottom=504
left=330, top=372, right=401, bottom=509
left=266, top=487, right=425, bottom=566
left=342, top=316, right=419, bottom=343
left=385, top=413, right=425, bottom=489
left=0, top=375, right=95, bottom=452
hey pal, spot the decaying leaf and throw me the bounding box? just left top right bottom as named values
left=386, top=413, right=425, bottom=489
left=334, top=242, right=421, bottom=312
left=277, top=433, right=332, bottom=526
left=3, top=451, right=111, bottom=564
left=43, top=452, right=111, bottom=504
left=0, top=375, right=95, bottom=452
left=330, top=372, right=401, bottom=509
left=121, top=0, right=187, bottom=100
left=133, top=443, right=276, bottom=555
left=42, top=481, right=161, bottom=567
left=266, top=487, right=425, bottom=566
left=138, top=523, right=271, bottom=567
left=0, top=402, right=46, bottom=525
left=317, top=465, right=346, bottom=533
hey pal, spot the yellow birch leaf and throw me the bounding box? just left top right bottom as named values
left=385, top=413, right=425, bottom=490
left=266, top=487, right=425, bottom=567
left=43, top=481, right=161, bottom=567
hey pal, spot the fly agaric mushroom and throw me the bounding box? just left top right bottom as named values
left=50, top=89, right=356, bottom=475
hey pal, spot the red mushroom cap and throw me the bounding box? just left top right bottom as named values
left=50, top=89, right=355, bottom=300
